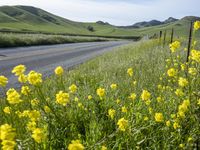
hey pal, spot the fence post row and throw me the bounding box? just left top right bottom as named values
left=154, top=22, right=194, bottom=55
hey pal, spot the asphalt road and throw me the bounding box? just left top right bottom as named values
left=0, top=41, right=130, bottom=88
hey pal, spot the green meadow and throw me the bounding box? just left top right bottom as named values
left=1, top=32, right=200, bottom=148
left=0, top=4, right=200, bottom=150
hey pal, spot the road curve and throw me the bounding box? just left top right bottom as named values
left=0, top=41, right=130, bottom=88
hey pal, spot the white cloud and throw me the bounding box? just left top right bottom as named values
left=0, top=0, right=199, bottom=25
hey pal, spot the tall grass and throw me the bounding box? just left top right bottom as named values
left=0, top=35, right=199, bottom=149
left=0, top=33, right=109, bottom=48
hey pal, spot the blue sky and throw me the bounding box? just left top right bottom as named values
left=0, top=0, right=200, bottom=25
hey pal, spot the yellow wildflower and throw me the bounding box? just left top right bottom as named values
left=145, top=99, right=151, bottom=105
left=198, top=99, right=200, bottom=105
left=32, top=128, right=45, bottom=143
left=6, top=88, right=22, bottom=104
left=133, top=80, right=137, bottom=86
left=21, top=86, right=31, bottom=96
left=169, top=41, right=180, bottom=53
left=184, top=99, right=190, bottom=106
left=69, top=84, right=77, bottom=93
left=0, top=124, right=16, bottom=150
left=179, top=144, right=184, bottom=148
left=18, top=74, right=27, bottom=83
left=116, top=99, right=121, bottom=104
left=188, top=68, right=197, bottom=76
left=154, top=113, right=164, bottom=122
left=167, top=68, right=177, bottom=77
left=157, top=84, right=162, bottom=90
left=188, top=137, right=193, bottom=142
left=127, top=68, right=133, bottom=77
left=178, top=77, right=188, bottom=87
left=78, top=102, right=83, bottom=108
left=148, top=107, right=153, bottom=114
left=121, top=106, right=127, bottom=113
left=56, top=91, right=70, bottom=106
left=141, top=90, right=151, bottom=101
left=110, top=83, right=117, bottom=90
left=74, top=97, right=79, bottom=102
left=0, top=124, right=16, bottom=140
left=175, top=89, right=184, bottom=97
left=96, top=88, right=105, bottom=99
left=1, top=140, right=16, bottom=150
left=194, top=20, right=200, bottom=30
left=178, top=99, right=190, bottom=112
left=21, top=110, right=30, bottom=117
left=171, top=114, right=176, bottom=119
left=3, top=107, right=11, bottom=114
left=177, top=111, right=185, bottom=118
left=27, top=71, right=42, bottom=85
left=144, top=116, right=149, bottom=121
left=54, top=66, right=64, bottom=76
left=173, top=122, right=180, bottom=129
left=166, top=120, right=171, bottom=127
left=27, top=121, right=36, bottom=131
left=12, top=64, right=26, bottom=76
left=68, top=140, right=84, bottom=150
left=129, top=93, right=136, bottom=101
left=15, top=111, right=23, bottom=118
left=181, top=64, right=186, bottom=71
left=117, top=118, right=128, bottom=132
left=101, top=146, right=107, bottom=150
left=44, top=106, right=51, bottom=113
left=156, top=97, right=163, bottom=103
left=88, top=95, right=92, bottom=100
left=0, top=75, right=8, bottom=87
left=31, top=99, right=39, bottom=106
left=108, top=109, right=116, bottom=119
left=28, top=110, right=41, bottom=121
left=190, top=50, right=200, bottom=63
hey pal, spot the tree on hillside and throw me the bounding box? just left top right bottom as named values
left=87, top=26, right=94, bottom=32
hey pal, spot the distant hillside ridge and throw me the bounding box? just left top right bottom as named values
left=0, top=5, right=199, bottom=37
left=119, top=17, right=178, bottom=28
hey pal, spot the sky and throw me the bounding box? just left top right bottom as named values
left=0, top=0, right=200, bottom=25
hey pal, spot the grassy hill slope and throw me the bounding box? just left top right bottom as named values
left=0, top=6, right=92, bottom=34
left=0, top=5, right=199, bottom=38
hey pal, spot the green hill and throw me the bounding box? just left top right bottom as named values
left=0, top=5, right=91, bottom=35
left=0, top=5, right=199, bottom=38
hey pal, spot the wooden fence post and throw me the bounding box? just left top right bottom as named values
left=163, top=30, right=166, bottom=47
left=186, top=22, right=193, bottom=62
left=159, top=30, right=162, bottom=42
left=170, top=28, right=174, bottom=43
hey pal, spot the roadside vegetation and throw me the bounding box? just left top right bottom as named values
left=0, top=33, right=111, bottom=48
left=0, top=21, right=200, bottom=149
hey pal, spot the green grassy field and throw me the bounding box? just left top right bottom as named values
left=0, top=27, right=200, bottom=149
left=0, top=33, right=111, bottom=47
